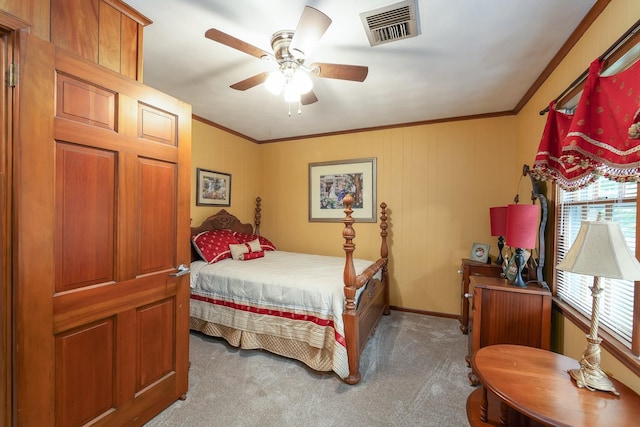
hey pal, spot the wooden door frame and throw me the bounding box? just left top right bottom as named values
left=0, top=12, right=29, bottom=427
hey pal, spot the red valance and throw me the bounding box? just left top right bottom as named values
left=533, top=101, right=596, bottom=191
left=533, top=58, right=640, bottom=191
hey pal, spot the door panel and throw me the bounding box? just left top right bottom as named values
left=137, top=299, right=175, bottom=390
left=138, top=102, right=177, bottom=145
left=138, top=158, right=176, bottom=275
left=55, top=142, right=115, bottom=291
left=55, top=319, right=115, bottom=427
left=15, top=32, right=191, bottom=426
left=56, top=73, right=116, bottom=129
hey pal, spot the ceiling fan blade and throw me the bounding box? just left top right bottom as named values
left=311, top=63, right=369, bottom=82
left=205, top=28, right=270, bottom=60
left=230, top=72, right=269, bottom=91
left=289, top=6, right=332, bottom=59
left=301, top=90, right=318, bottom=105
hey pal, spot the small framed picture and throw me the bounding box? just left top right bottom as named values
left=470, top=243, right=490, bottom=263
left=196, top=168, right=231, bottom=206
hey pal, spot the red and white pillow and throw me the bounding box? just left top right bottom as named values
left=233, top=232, right=277, bottom=251
left=229, top=238, right=265, bottom=261
left=191, top=229, right=239, bottom=263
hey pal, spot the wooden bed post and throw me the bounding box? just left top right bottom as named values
left=254, top=196, right=262, bottom=236
left=341, top=194, right=361, bottom=384
left=379, top=202, right=391, bottom=315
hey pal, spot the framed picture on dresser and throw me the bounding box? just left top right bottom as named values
left=469, top=243, right=490, bottom=263
left=196, top=168, right=231, bottom=206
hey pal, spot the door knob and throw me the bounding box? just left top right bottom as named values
left=170, top=264, right=190, bottom=277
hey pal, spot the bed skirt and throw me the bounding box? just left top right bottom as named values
left=190, top=317, right=344, bottom=376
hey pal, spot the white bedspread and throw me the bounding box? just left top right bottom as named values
left=189, top=250, right=378, bottom=378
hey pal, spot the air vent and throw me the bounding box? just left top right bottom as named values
left=360, top=0, right=420, bottom=46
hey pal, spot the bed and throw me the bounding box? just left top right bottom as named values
left=189, top=195, right=389, bottom=384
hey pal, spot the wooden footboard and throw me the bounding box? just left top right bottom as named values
left=341, top=195, right=390, bottom=384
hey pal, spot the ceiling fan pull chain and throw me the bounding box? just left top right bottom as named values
left=288, top=102, right=292, bottom=117
left=298, top=101, right=302, bottom=115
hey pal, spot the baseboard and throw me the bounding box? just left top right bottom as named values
left=389, top=306, right=459, bottom=320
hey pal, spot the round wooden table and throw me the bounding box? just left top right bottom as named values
left=467, top=344, right=640, bottom=426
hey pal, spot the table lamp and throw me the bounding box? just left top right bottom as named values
left=505, top=204, right=539, bottom=287
left=556, top=218, right=640, bottom=395
left=490, top=206, right=508, bottom=265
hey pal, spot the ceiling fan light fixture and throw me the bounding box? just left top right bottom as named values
left=283, top=84, right=301, bottom=103
left=292, top=69, right=313, bottom=94
left=265, top=71, right=285, bottom=95
left=206, top=5, right=367, bottom=113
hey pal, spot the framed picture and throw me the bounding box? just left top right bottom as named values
left=469, top=243, right=490, bottom=263
left=196, top=168, right=231, bottom=207
left=308, top=157, right=377, bottom=222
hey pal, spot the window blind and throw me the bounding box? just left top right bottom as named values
left=556, top=177, right=637, bottom=347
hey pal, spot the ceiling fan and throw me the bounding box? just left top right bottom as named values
left=205, top=6, right=368, bottom=109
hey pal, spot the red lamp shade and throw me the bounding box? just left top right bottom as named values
left=505, top=204, right=540, bottom=249
left=489, top=206, right=508, bottom=237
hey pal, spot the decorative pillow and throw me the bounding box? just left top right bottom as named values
left=192, top=229, right=239, bottom=263
left=233, top=232, right=277, bottom=251
left=229, top=243, right=249, bottom=260
left=243, top=250, right=264, bottom=260
left=229, top=242, right=265, bottom=260
left=245, top=238, right=262, bottom=252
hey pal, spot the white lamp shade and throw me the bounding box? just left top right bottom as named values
left=283, top=84, right=301, bottom=102
left=265, top=71, right=285, bottom=95
left=556, top=220, right=640, bottom=280
left=292, top=69, right=313, bottom=94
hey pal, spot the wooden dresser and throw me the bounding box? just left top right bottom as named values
left=458, top=259, right=503, bottom=333
left=466, top=276, right=551, bottom=385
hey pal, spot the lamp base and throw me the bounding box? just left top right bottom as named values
left=496, top=236, right=504, bottom=265
left=509, top=248, right=527, bottom=287
left=568, top=336, right=619, bottom=396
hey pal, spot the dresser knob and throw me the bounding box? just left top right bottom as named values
left=457, top=270, right=463, bottom=274
left=464, top=293, right=472, bottom=299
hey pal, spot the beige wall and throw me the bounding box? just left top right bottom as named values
left=190, top=120, right=262, bottom=227
left=192, top=118, right=518, bottom=315
left=256, top=120, right=517, bottom=313
left=190, top=0, right=640, bottom=393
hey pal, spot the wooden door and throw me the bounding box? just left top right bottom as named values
left=14, top=31, right=191, bottom=426
left=1, top=23, right=15, bottom=427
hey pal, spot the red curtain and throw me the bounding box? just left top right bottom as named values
left=533, top=58, right=640, bottom=191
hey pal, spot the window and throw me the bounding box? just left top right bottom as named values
left=555, top=177, right=638, bottom=353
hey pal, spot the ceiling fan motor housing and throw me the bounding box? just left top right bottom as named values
left=271, top=30, right=300, bottom=67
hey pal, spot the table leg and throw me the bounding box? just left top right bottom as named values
left=499, top=400, right=509, bottom=425
left=480, top=386, right=488, bottom=422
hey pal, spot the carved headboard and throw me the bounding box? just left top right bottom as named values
left=190, top=209, right=255, bottom=262
left=190, top=197, right=263, bottom=262
left=191, top=209, right=254, bottom=235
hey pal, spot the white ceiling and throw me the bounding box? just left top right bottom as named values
left=125, top=0, right=597, bottom=142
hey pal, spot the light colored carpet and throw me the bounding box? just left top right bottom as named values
left=146, top=311, right=473, bottom=426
